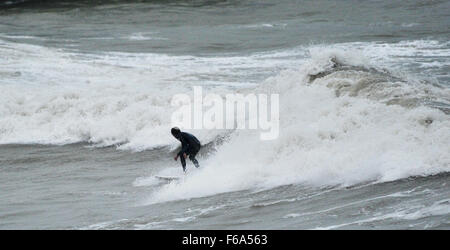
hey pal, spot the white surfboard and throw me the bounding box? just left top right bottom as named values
left=155, top=176, right=181, bottom=181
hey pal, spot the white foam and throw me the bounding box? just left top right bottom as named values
left=0, top=38, right=309, bottom=148
left=133, top=176, right=160, bottom=187
left=147, top=45, right=450, bottom=203
left=401, top=23, right=420, bottom=28
left=240, top=23, right=288, bottom=29
left=126, top=32, right=168, bottom=41
left=314, top=199, right=450, bottom=229
left=1, top=39, right=449, bottom=202
left=172, top=216, right=195, bottom=222
left=283, top=213, right=300, bottom=219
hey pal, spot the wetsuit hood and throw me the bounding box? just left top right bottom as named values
left=171, top=127, right=181, bottom=138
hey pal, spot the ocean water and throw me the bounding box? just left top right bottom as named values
left=0, top=0, right=449, bottom=229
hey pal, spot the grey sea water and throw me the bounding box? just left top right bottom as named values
left=0, top=0, right=449, bottom=229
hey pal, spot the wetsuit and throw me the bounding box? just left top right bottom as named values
left=176, top=132, right=201, bottom=171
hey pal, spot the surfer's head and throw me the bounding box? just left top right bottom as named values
left=171, top=127, right=181, bottom=138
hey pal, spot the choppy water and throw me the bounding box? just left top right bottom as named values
left=0, top=0, right=449, bottom=229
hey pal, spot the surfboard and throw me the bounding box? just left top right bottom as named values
left=155, top=176, right=181, bottom=181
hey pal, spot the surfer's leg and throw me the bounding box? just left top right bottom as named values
left=180, top=155, right=186, bottom=172
left=188, top=148, right=200, bottom=168
left=189, top=155, right=200, bottom=168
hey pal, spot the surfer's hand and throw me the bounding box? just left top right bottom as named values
left=174, top=156, right=178, bottom=161
left=183, top=153, right=187, bottom=159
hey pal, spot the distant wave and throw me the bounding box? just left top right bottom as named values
left=0, top=0, right=49, bottom=8
left=0, top=38, right=300, bottom=149
left=0, top=0, right=238, bottom=9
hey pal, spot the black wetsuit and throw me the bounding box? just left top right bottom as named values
left=176, top=132, right=201, bottom=171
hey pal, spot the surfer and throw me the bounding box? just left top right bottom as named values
left=171, top=127, right=201, bottom=172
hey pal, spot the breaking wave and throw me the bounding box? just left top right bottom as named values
left=148, top=45, right=450, bottom=203
left=0, top=38, right=449, bottom=201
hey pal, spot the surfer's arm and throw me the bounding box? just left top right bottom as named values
left=174, top=147, right=187, bottom=161
left=177, top=137, right=190, bottom=157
